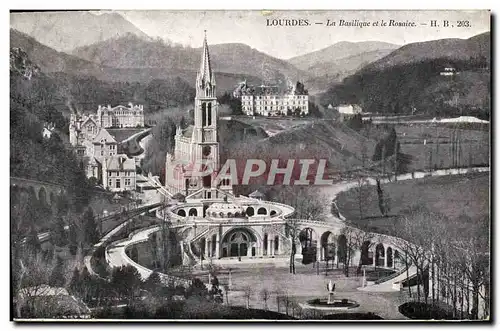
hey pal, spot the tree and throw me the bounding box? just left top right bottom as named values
left=283, top=220, right=299, bottom=274
left=451, top=215, right=489, bottom=319
left=354, top=176, right=367, bottom=220
left=68, top=223, right=79, bottom=255
left=392, top=206, right=444, bottom=303
left=69, top=267, right=81, bottom=295
left=83, top=207, right=99, bottom=245
left=351, top=227, right=375, bottom=274
left=338, top=226, right=358, bottom=277
left=53, top=216, right=68, bottom=246
left=186, top=278, right=208, bottom=299
left=376, top=178, right=390, bottom=217
left=260, top=288, right=270, bottom=310
left=243, top=285, right=252, bottom=309
left=111, top=265, right=143, bottom=304
left=144, top=271, right=162, bottom=295
left=48, top=256, right=65, bottom=287
left=14, top=250, right=62, bottom=318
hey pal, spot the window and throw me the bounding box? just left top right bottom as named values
left=108, top=171, right=112, bottom=177
left=116, top=179, right=121, bottom=189
left=125, top=178, right=131, bottom=186
left=108, top=179, right=113, bottom=187
left=100, top=150, right=104, bottom=156
left=109, top=152, right=113, bottom=156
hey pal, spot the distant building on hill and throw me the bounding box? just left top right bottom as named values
left=336, top=104, right=363, bottom=121
left=440, top=67, right=458, bottom=76
left=69, top=103, right=144, bottom=146
left=69, top=106, right=138, bottom=191
left=102, top=155, right=137, bottom=192
left=97, top=103, right=144, bottom=128
left=236, top=81, right=309, bottom=117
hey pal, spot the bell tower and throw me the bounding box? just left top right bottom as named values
left=192, top=31, right=219, bottom=185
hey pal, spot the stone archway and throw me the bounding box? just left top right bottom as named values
left=394, top=249, right=400, bottom=268
left=337, top=234, right=347, bottom=265
left=387, top=247, right=393, bottom=268
left=188, top=208, right=197, bottom=216
left=222, top=227, right=257, bottom=258
left=177, top=209, right=186, bottom=217
left=257, top=207, right=267, bottom=215
left=38, top=187, right=48, bottom=206
left=299, top=227, right=317, bottom=264
left=246, top=207, right=255, bottom=217
left=320, top=231, right=336, bottom=261
left=360, top=241, right=373, bottom=266
left=375, top=243, right=385, bottom=267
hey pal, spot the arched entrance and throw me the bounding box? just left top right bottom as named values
left=188, top=208, right=197, bottom=216
left=320, top=231, right=336, bottom=261
left=386, top=247, right=393, bottom=268
left=299, top=227, right=317, bottom=264
left=360, top=241, right=373, bottom=266
left=394, top=250, right=400, bottom=269
left=337, top=234, right=347, bottom=265
left=222, top=228, right=257, bottom=258
left=263, top=233, right=268, bottom=255
left=375, top=243, right=385, bottom=267
left=38, top=187, right=47, bottom=205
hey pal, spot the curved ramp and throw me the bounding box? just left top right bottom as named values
left=358, top=265, right=417, bottom=292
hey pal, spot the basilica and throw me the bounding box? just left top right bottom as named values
left=164, top=33, right=232, bottom=198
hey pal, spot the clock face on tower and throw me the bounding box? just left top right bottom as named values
left=202, top=146, right=212, bottom=157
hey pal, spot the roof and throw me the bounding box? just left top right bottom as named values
left=92, top=128, right=117, bottom=144
left=105, top=154, right=136, bottom=171
left=240, top=83, right=308, bottom=96
left=81, top=116, right=97, bottom=128
left=198, top=33, right=215, bottom=86
left=249, top=190, right=265, bottom=198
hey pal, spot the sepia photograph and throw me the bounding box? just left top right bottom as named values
left=9, top=9, right=491, bottom=321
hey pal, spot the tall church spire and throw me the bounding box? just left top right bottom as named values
left=197, top=31, right=215, bottom=92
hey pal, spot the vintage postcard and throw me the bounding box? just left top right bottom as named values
left=10, top=10, right=490, bottom=321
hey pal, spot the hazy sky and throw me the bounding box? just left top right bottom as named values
left=118, top=10, right=490, bottom=59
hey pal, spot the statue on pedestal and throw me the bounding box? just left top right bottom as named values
left=326, top=280, right=336, bottom=304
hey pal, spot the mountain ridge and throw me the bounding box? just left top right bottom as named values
left=288, top=41, right=400, bottom=71
left=362, top=32, right=490, bottom=72
left=10, top=11, right=151, bottom=52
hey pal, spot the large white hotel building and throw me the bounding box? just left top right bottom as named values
left=237, top=82, right=309, bottom=117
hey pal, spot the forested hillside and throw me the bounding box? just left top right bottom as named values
left=10, top=49, right=92, bottom=213
left=320, top=33, right=490, bottom=119
left=320, top=57, right=490, bottom=119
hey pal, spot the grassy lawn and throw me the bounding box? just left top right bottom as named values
left=361, top=123, right=489, bottom=172
left=336, top=172, right=489, bottom=235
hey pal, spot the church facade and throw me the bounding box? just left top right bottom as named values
left=164, top=34, right=232, bottom=198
